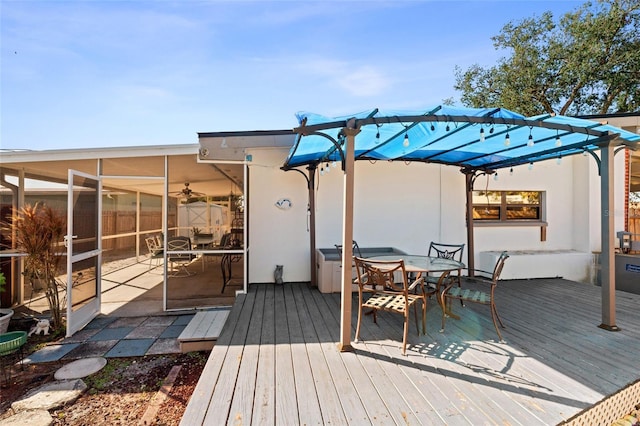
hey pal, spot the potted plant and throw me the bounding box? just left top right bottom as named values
left=0, top=271, right=13, bottom=334
left=11, top=203, right=66, bottom=333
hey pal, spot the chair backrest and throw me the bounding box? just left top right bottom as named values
left=491, top=251, right=510, bottom=283
left=219, top=233, right=231, bottom=248
left=146, top=237, right=161, bottom=254
left=335, top=240, right=363, bottom=259
left=353, top=257, right=408, bottom=294
left=428, top=242, right=465, bottom=262
left=167, top=236, right=193, bottom=260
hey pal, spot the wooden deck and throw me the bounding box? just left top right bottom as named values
left=181, top=278, right=640, bottom=425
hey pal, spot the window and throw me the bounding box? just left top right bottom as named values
left=472, top=191, right=545, bottom=224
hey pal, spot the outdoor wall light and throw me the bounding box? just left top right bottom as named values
left=504, top=133, right=511, bottom=146
left=479, top=127, right=485, bottom=142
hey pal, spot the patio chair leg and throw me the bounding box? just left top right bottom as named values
left=490, top=306, right=504, bottom=342
left=402, top=317, right=409, bottom=355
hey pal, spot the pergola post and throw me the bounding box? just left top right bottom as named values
left=599, top=143, right=620, bottom=331
left=308, top=165, right=317, bottom=287
left=339, top=125, right=359, bottom=352
left=464, top=172, right=476, bottom=274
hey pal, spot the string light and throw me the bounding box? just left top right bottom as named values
left=504, top=132, right=511, bottom=146
left=445, top=123, right=450, bottom=132
left=479, top=127, right=485, bottom=142
left=556, top=155, right=562, bottom=165
left=527, top=132, right=534, bottom=147
left=528, top=162, right=534, bottom=170
left=403, top=129, right=410, bottom=147
left=509, top=167, right=514, bottom=176
left=331, top=160, right=337, bottom=168
left=494, top=173, right=498, bottom=181
left=430, top=123, right=435, bottom=131
left=555, top=131, right=562, bottom=147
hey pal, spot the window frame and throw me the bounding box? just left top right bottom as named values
left=471, top=190, right=547, bottom=227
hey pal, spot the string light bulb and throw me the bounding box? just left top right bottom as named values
left=430, top=124, right=435, bottom=131
left=479, top=127, right=485, bottom=142
left=527, top=133, right=534, bottom=147
left=504, top=133, right=511, bottom=146
left=556, top=155, right=562, bottom=165
left=528, top=162, right=533, bottom=170
left=331, top=160, right=337, bottom=168
left=555, top=132, right=562, bottom=147
left=403, top=132, right=410, bottom=147
left=494, top=173, right=498, bottom=181
left=509, top=167, right=514, bottom=176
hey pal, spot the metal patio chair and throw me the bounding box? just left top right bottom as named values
left=354, top=257, right=427, bottom=355
left=440, top=251, right=509, bottom=342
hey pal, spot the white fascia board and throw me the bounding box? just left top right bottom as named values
left=0, top=144, right=199, bottom=164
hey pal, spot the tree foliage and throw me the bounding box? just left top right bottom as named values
left=11, top=203, right=67, bottom=330
left=454, top=0, right=640, bottom=116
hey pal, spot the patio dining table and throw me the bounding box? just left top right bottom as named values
left=367, top=254, right=465, bottom=316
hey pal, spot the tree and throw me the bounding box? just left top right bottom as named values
left=12, top=203, right=67, bottom=331
left=454, top=0, right=640, bottom=116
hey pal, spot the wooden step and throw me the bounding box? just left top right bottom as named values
left=178, top=310, right=230, bottom=353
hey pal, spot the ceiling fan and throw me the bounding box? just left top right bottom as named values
left=173, top=182, right=205, bottom=199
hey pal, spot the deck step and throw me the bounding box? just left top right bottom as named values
left=178, top=310, right=230, bottom=353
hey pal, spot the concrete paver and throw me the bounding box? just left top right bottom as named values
left=11, top=379, right=87, bottom=412
left=105, top=338, right=155, bottom=357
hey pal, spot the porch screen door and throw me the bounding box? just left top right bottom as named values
left=66, top=170, right=102, bottom=337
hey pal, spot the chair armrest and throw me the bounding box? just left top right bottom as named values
left=459, top=275, right=494, bottom=287
left=408, top=276, right=425, bottom=292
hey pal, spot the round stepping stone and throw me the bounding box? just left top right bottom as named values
left=54, top=357, right=107, bottom=380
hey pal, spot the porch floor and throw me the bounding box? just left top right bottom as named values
left=182, top=279, right=640, bottom=425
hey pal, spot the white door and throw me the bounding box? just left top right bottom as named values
left=66, top=170, right=102, bottom=337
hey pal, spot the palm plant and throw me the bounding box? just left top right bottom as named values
left=12, top=203, right=66, bottom=331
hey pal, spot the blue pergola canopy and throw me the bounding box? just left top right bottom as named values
left=283, top=105, right=640, bottom=172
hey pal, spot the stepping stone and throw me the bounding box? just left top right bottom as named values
left=11, top=379, right=87, bottom=412
left=0, top=409, right=53, bottom=426
left=54, top=357, right=107, bottom=380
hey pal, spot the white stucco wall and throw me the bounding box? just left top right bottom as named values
left=247, top=145, right=627, bottom=284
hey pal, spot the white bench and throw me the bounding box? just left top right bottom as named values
left=479, top=250, right=595, bottom=283
left=178, top=310, right=230, bottom=353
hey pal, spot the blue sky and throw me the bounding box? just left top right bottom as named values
left=1, top=0, right=585, bottom=151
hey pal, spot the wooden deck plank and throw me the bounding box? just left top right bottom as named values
left=284, top=284, right=323, bottom=425
left=292, top=284, right=349, bottom=425
left=272, top=285, right=299, bottom=425
left=252, top=284, right=276, bottom=425
left=300, top=283, right=375, bottom=424
left=311, top=289, right=420, bottom=425
left=179, top=292, right=249, bottom=425
left=201, top=289, right=258, bottom=425
left=226, top=284, right=265, bottom=425
left=182, top=279, right=640, bottom=425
